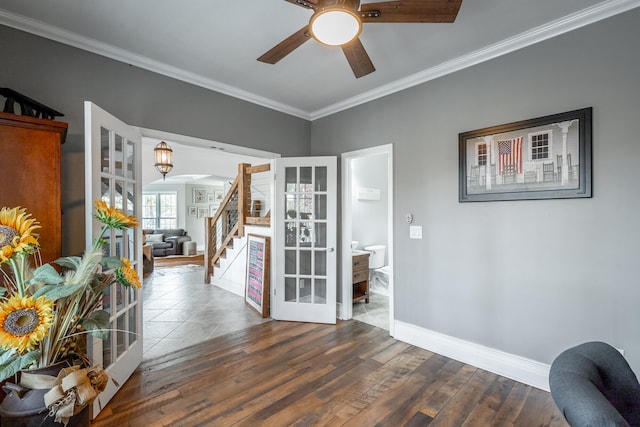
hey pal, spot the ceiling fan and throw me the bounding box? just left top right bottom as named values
left=258, top=0, right=463, bottom=78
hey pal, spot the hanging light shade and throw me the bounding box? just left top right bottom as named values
left=310, top=7, right=362, bottom=46
left=154, top=141, right=173, bottom=180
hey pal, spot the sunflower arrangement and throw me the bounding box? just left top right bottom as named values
left=0, top=201, right=141, bottom=383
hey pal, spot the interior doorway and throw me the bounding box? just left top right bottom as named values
left=341, top=144, right=394, bottom=335
left=139, top=128, right=277, bottom=358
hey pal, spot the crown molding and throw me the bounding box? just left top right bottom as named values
left=310, top=0, right=640, bottom=120
left=0, top=9, right=311, bottom=120
left=1, top=0, right=639, bottom=122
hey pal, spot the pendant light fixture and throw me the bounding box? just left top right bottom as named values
left=154, top=141, right=173, bottom=180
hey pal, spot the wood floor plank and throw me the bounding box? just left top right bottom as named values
left=92, top=320, right=568, bottom=427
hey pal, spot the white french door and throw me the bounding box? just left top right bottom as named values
left=273, top=157, right=337, bottom=324
left=84, top=102, right=143, bottom=415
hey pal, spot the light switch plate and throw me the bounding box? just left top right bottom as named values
left=410, top=225, right=422, bottom=239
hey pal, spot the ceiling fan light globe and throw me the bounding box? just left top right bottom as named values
left=310, top=9, right=362, bottom=46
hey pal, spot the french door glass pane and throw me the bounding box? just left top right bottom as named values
left=285, top=250, right=296, bottom=274
left=101, top=127, right=110, bottom=173
left=300, top=167, right=312, bottom=192
left=299, top=251, right=311, bottom=275
left=115, top=180, right=125, bottom=209
left=101, top=177, right=110, bottom=202
left=285, top=278, right=296, bottom=302
left=315, top=195, right=327, bottom=220
left=282, top=165, right=329, bottom=306
left=103, top=325, right=112, bottom=367
left=315, top=279, right=327, bottom=303
left=129, top=306, right=137, bottom=345
left=315, top=167, right=327, bottom=191
left=315, top=223, right=327, bottom=248
left=115, top=134, right=123, bottom=177
left=300, top=278, right=311, bottom=302
left=117, top=314, right=126, bottom=358
left=314, top=252, right=326, bottom=275
left=116, top=283, right=124, bottom=312
left=126, top=140, right=135, bottom=179
left=285, top=222, right=297, bottom=247
left=285, top=167, right=297, bottom=192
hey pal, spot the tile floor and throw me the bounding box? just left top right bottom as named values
left=142, top=264, right=270, bottom=360
left=142, top=264, right=389, bottom=360
left=352, top=292, right=389, bottom=331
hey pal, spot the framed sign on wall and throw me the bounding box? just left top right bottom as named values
left=245, top=234, right=270, bottom=318
left=459, top=107, right=592, bottom=202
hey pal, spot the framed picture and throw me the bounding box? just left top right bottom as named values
left=207, top=194, right=215, bottom=203
left=214, top=190, right=224, bottom=203
left=188, top=206, right=197, bottom=217
left=245, top=234, right=270, bottom=318
left=197, top=207, right=208, bottom=218
left=193, top=187, right=207, bottom=204
left=459, top=107, right=592, bottom=202
left=209, top=205, right=219, bottom=217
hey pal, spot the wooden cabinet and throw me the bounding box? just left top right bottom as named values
left=352, top=252, right=370, bottom=303
left=0, top=112, right=67, bottom=264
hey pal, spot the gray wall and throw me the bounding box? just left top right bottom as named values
left=0, top=24, right=310, bottom=255
left=351, top=153, right=388, bottom=262
left=311, top=9, right=640, bottom=373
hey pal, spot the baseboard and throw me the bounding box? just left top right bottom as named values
left=393, top=320, right=550, bottom=391
left=212, top=277, right=244, bottom=297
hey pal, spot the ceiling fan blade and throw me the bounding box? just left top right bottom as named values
left=258, top=25, right=311, bottom=64
left=341, top=38, right=375, bottom=78
left=360, top=0, right=462, bottom=23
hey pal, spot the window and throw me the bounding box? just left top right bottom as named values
left=477, top=143, right=487, bottom=166
left=142, top=192, right=177, bottom=229
left=530, top=131, right=552, bottom=160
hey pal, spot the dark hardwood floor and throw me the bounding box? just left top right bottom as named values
left=92, top=320, right=567, bottom=426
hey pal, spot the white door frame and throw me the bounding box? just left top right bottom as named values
left=340, top=144, right=394, bottom=336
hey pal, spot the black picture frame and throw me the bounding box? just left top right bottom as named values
left=459, top=107, right=592, bottom=202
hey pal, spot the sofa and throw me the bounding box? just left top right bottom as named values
left=144, top=228, right=192, bottom=257
left=549, top=341, right=640, bottom=427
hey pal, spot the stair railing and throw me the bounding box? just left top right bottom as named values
left=204, top=162, right=270, bottom=283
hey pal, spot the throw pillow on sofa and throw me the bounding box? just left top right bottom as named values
left=146, top=234, right=164, bottom=243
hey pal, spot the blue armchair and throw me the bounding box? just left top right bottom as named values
left=549, top=341, right=640, bottom=426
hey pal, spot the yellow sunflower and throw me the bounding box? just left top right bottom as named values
left=0, top=294, right=54, bottom=353
left=94, top=200, right=139, bottom=230
left=0, top=206, right=40, bottom=264
left=115, top=258, right=142, bottom=289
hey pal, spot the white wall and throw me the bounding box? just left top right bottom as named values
left=351, top=153, right=388, bottom=264
left=184, top=183, right=225, bottom=251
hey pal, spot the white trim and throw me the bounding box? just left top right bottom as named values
left=1, top=1, right=638, bottom=120
left=139, top=127, right=280, bottom=159
left=340, top=144, right=394, bottom=336
left=394, top=320, right=551, bottom=391
left=310, top=0, right=640, bottom=119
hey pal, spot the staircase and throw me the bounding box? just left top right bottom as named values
left=204, top=162, right=270, bottom=285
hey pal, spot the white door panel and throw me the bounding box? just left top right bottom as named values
left=273, top=157, right=337, bottom=324
left=84, top=101, right=143, bottom=415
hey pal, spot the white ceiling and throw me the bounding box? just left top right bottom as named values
left=1, top=0, right=638, bottom=120
left=141, top=137, right=271, bottom=187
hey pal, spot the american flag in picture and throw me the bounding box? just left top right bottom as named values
left=498, top=136, right=523, bottom=174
